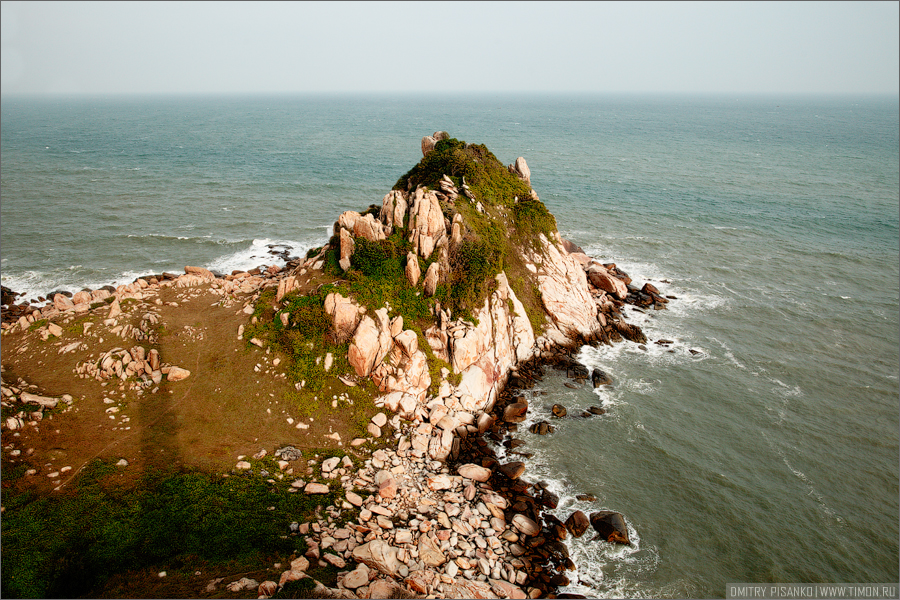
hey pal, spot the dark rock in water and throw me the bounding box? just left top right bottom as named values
left=666, top=295, right=677, bottom=300
left=503, top=401, right=529, bottom=423
left=565, top=510, right=590, bottom=538
left=576, top=494, right=597, bottom=502
left=499, top=461, right=526, bottom=480
left=557, top=594, right=586, bottom=599
left=538, top=489, right=560, bottom=510
left=564, top=381, right=581, bottom=389
left=1, top=286, right=18, bottom=306
left=589, top=511, right=630, bottom=545
left=568, top=364, right=590, bottom=379
left=508, top=375, right=526, bottom=389
left=591, top=368, right=612, bottom=387
left=551, top=404, right=567, bottom=418
left=550, top=574, right=571, bottom=587
left=588, top=406, right=607, bottom=416
left=561, top=238, right=585, bottom=255
left=529, top=421, right=555, bottom=435
left=46, top=289, right=72, bottom=299
left=655, top=339, right=674, bottom=345
left=545, top=540, right=569, bottom=559
left=613, top=320, right=647, bottom=344
left=642, top=282, right=660, bottom=296
left=580, top=411, right=592, bottom=418
left=689, top=348, right=702, bottom=355
left=638, top=344, right=648, bottom=351
left=503, top=438, right=526, bottom=450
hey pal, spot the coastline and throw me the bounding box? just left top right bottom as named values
left=1, top=249, right=666, bottom=600
left=1, top=135, right=671, bottom=599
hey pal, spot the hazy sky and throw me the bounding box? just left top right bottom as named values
left=2, top=1, right=898, bottom=96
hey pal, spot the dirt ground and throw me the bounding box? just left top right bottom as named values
left=1, top=278, right=374, bottom=496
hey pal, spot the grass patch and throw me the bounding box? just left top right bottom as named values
left=27, top=319, right=48, bottom=332
left=1, top=459, right=340, bottom=599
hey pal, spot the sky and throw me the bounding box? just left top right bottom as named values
left=1, top=1, right=898, bottom=97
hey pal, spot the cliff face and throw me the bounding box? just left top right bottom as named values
left=283, top=133, right=643, bottom=461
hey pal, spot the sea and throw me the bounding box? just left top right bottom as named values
left=2, top=94, right=898, bottom=598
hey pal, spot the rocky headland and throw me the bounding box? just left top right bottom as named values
left=1, top=133, right=675, bottom=599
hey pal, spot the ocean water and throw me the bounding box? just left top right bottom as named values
left=2, top=94, right=898, bottom=597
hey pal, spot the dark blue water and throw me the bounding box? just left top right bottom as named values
left=2, top=94, right=897, bottom=597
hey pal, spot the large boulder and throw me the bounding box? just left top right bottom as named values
left=405, top=252, right=421, bottom=287
left=589, top=511, right=630, bottom=545
left=338, top=210, right=361, bottom=233
left=353, top=213, right=386, bottom=242
left=352, top=539, right=403, bottom=577
left=565, top=510, right=590, bottom=538
left=418, top=535, right=447, bottom=568
left=458, top=463, right=492, bottom=482
left=423, top=262, right=440, bottom=297
left=185, top=265, right=215, bottom=279
left=421, top=135, right=437, bottom=157
left=409, top=188, right=445, bottom=259
left=503, top=401, right=529, bottom=423
left=339, top=227, right=355, bottom=271
left=586, top=263, right=628, bottom=300
left=508, top=156, right=531, bottom=184
left=348, top=313, right=391, bottom=377
left=592, top=368, right=612, bottom=387
left=324, top=292, right=362, bottom=342
left=499, top=461, right=526, bottom=480
left=380, top=190, right=408, bottom=232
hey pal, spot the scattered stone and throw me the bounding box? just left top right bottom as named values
left=458, top=463, right=492, bottom=482
left=304, top=482, right=330, bottom=494
left=512, top=514, right=540, bottom=537
left=499, top=461, right=526, bottom=480
left=342, top=564, right=369, bottom=589
left=322, top=553, right=346, bottom=568
left=166, top=367, right=190, bottom=381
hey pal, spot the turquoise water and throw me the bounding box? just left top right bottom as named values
left=2, top=94, right=898, bottom=597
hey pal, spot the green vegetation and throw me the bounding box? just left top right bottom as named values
left=392, top=136, right=554, bottom=332
left=27, top=318, right=48, bottom=331
left=1, top=459, right=345, bottom=599
left=243, top=288, right=382, bottom=438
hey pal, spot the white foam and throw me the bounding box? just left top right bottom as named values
left=2, top=236, right=326, bottom=304
left=204, top=237, right=320, bottom=274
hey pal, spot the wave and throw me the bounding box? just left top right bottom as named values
left=1, top=235, right=328, bottom=303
